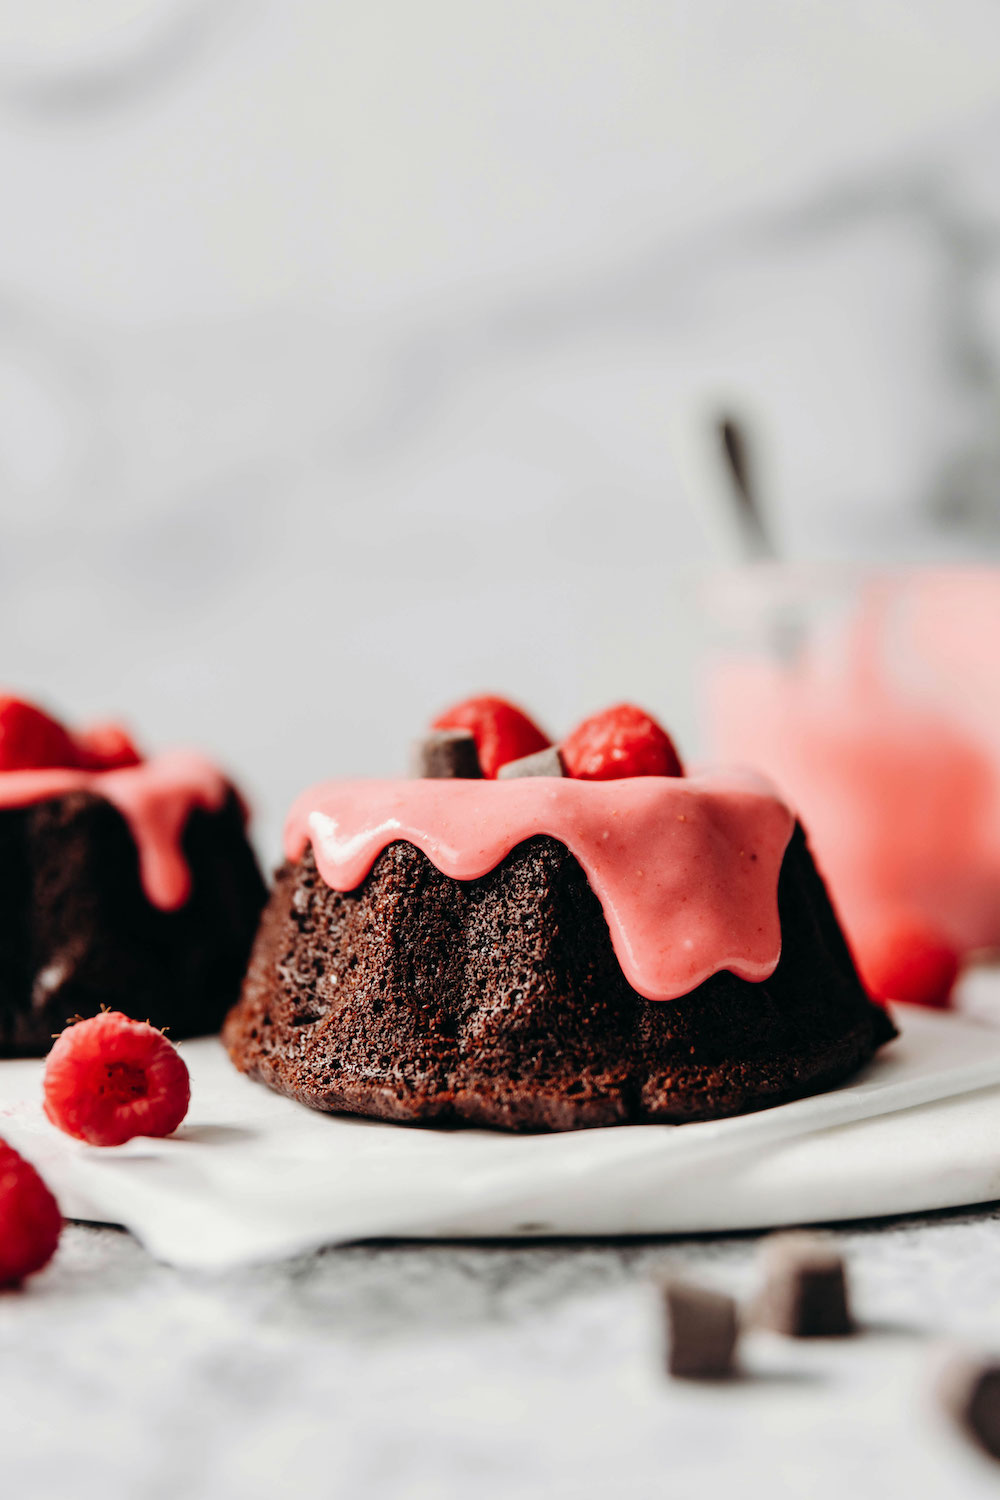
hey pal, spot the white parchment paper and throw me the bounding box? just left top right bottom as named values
left=1, top=1005, right=998, bottom=1269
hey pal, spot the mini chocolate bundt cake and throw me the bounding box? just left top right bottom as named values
left=224, top=698, right=894, bottom=1131
left=0, top=694, right=266, bottom=1054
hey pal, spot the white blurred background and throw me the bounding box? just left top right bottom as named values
left=4, top=0, right=1000, bottom=854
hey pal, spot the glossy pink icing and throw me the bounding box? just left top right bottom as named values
left=0, top=751, right=232, bottom=910
left=284, top=772, right=795, bottom=1002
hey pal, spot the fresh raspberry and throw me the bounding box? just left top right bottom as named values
left=44, top=1012, right=191, bottom=1147
left=0, top=696, right=79, bottom=772
left=855, top=916, right=959, bottom=1009
left=73, top=722, right=143, bottom=771
left=561, top=703, right=684, bottom=780
left=432, top=695, right=550, bottom=778
left=0, top=1138, right=61, bottom=1286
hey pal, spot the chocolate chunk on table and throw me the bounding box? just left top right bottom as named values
left=411, top=729, right=482, bottom=779
left=659, top=1278, right=739, bottom=1379
left=937, top=1352, right=1000, bottom=1461
left=752, top=1233, right=853, bottom=1337
left=497, top=746, right=565, bottom=779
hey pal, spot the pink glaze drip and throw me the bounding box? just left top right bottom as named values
left=0, top=751, right=232, bottom=910
left=284, top=773, right=795, bottom=1002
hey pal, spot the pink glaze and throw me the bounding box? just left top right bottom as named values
left=0, top=751, right=232, bottom=910
left=284, top=773, right=795, bottom=1002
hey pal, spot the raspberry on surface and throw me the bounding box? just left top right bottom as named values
left=44, top=1011, right=191, bottom=1147
left=855, top=916, right=959, bottom=1009
left=0, top=696, right=79, bottom=772
left=561, top=704, right=684, bottom=781
left=0, top=1138, right=61, bottom=1286
left=73, top=722, right=143, bottom=771
left=432, top=695, right=550, bottom=778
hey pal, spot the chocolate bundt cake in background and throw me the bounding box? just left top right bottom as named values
left=224, top=697, right=894, bottom=1131
left=0, top=695, right=266, bottom=1054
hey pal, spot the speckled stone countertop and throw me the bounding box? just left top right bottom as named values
left=6, top=1209, right=1000, bottom=1500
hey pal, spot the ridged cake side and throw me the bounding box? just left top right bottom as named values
left=223, top=825, right=895, bottom=1131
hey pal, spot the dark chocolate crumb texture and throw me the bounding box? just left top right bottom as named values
left=0, top=694, right=266, bottom=1054
left=224, top=697, right=895, bottom=1131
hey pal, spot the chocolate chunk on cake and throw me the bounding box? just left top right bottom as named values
left=411, top=729, right=482, bottom=780
left=0, top=694, right=266, bottom=1054
left=224, top=697, right=894, bottom=1131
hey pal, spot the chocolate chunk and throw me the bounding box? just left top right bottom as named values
left=411, top=729, right=482, bottom=780
left=496, top=746, right=565, bottom=779
left=937, top=1352, right=1000, bottom=1461
left=752, top=1233, right=853, bottom=1337
left=659, top=1278, right=739, bottom=1379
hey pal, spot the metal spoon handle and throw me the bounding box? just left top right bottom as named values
left=718, top=415, right=775, bottom=562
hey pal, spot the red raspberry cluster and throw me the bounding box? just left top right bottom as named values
left=0, top=694, right=141, bottom=773
left=432, top=696, right=683, bottom=781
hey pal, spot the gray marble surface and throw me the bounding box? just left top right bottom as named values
left=6, top=1209, right=1000, bottom=1499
